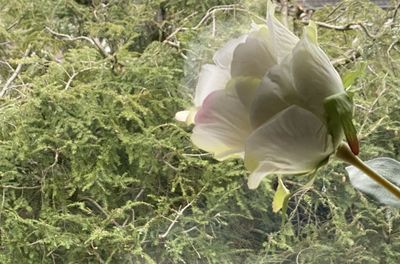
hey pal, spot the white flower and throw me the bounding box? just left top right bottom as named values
left=175, top=5, right=298, bottom=125
left=176, top=4, right=358, bottom=189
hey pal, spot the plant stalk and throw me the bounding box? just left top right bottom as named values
left=336, top=142, right=400, bottom=199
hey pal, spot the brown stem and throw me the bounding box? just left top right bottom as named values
left=336, top=143, right=400, bottom=199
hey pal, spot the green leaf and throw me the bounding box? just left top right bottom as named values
left=273, top=176, right=290, bottom=213
left=342, top=62, right=367, bottom=88
left=346, top=157, right=400, bottom=207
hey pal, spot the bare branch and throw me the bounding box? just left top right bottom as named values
left=159, top=186, right=206, bottom=239
left=0, top=189, right=5, bottom=224
left=393, top=3, right=400, bottom=24
left=387, top=39, right=399, bottom=59
left=0, top=185, right=41, bottom=190
left=45, top=27, right=95, bottom=45
left=43, top=151, right=60, bottom=174
left=163, top=12, right=198, bottom=43
left=80, top=196, right=121, bottom=227
left=313, top=21, right=360, bottom=31
left=45, top=27, right=111, bottom=60
left=159, top=202, right=193, bottom=239
left=332, top=50, right=361, bottom=67
left=164, top=4, right=266, bottom=47
left=0, top=45, right=31, bottom=97
left=92, top=37, right=111, bottom=59
left=64, top=67, right=91, bottom=90
left=192, top=5, right=266, bottom=30
left=300, top=20, right=379, bottom=39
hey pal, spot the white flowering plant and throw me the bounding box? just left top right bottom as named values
left=176, top=1, right=400, bottom=212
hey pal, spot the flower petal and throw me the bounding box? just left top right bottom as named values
left=174, top=109, right=197, bottom=125
left=249, top=78, right=288, bottom=129
left=266, top=1, right=299, bottom=63
left=191, top=89, right=252, bottom=160
left=230, top=28, right=276, bottom=78
left=248, top=61, right=297, bottom=129
left=291, top=23, right=344, bottom=117
left=213, top=35, right=248, bottom=69
left=245, top=106, right=333, bottom=189
left=226, top=76, right=261, bottom=110
left=175, top=110, right=190, bottom=122
left=194, top=64, right=231, bottom=107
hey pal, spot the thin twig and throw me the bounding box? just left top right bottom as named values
left=43, top=151, right=59, bottom=173
left=0, top=189, right=6, bottom=224
left=159, top=186, right=206, bottom=238
left=193, top=5, right=266, bottom=30
left=387, top=39, right=399, bottom=59
left=332, top=50, right=361, bottom=66
left=0, top=185, right=41, bottom=190
left=358, top=78, right=387, bottom=138
left=165, top=4, right=266, bottom=40
left=0, top=45, right=31, bottom=97
left=64, top=67, right=91, bottom=90
left=6, top=18, right=22, bottom=31
left=92, top=37, right=111, bottom=59
left=45, top=27, right=110, bottom=60
left=159, top=202, right=193, bottom=239
left=324, top=1, right=346, bottom=21
left=45, top=27, right=95, bottom=45
left=303, top=21, right=378, bottom=39
left=81, top=197, right=121, bottom=227
left=392, top=3, right=400, bottom=24
left=163, top=12, right=198, bottom=42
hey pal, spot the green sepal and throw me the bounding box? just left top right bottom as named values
left=324, top=92, right=359, bottom=155
left=305, top=21, right=318, bottom=44
left=273, top=176, right=290, bottom=213
left=279, top=171, right=319, bottom=226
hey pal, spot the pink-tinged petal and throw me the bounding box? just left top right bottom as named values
left=191, top=89, right=252, bottom=160
left=213, top=35, right=248, bottom=69
left=230, top=28, right=276, bottom=78
left=194, top=64, right=231, bottom=107
left=245, top=106, right=333, bottom=189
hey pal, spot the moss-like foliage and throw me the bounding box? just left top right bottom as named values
left=0, top=0, right=399, bottom=263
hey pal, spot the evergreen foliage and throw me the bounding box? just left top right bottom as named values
left=0, top=0, right=399, bottom=263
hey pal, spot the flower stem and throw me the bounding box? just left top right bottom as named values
left=336, top=143, right=400, bottom=199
